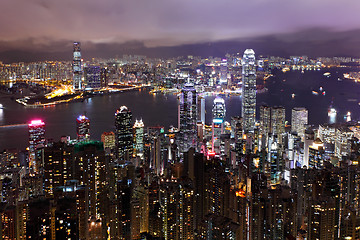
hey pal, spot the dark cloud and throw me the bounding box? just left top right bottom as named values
left=1, top=0, right=360, bottom=61
left=1, top=0, right=360, bottom=45
left=1, top=28, right=360, bottom=63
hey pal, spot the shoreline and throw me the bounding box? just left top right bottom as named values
left=14, top=85, right=150, bottom=108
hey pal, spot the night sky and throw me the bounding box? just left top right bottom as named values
left=1, top=0, right=360, bottom=62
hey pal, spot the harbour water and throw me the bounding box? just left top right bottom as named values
left=1, top=67, right=360, bottom=150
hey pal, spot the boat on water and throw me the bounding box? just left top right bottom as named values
left=328, top=108, right=337, bottom=117
left=282, top=67, right=290, bottom=73
left=323, top=72, right=331, bottom=77
left=312, top=91, right=319, bottom=95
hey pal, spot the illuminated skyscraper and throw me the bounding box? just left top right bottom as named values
left=133, top=119, right=144, bottom=158
left=260, top=105, right=271, bottom=137
left=241, top=49, right=256, bottom=133
left=84, top=65, right=101, bottom=89
left=291, top=107, right=308, bottom=140
left=115, top=106, right=133, bottom=160
left=76, top=115, right=90, bottom=142
left=219, top=59, right=228, bottom=84
left=179, top=84, right=197, bottom=153
left=212, top=97, right=226, bottom=153
left=73, top=42, right=82, bottom=90
left=271, top=106, right=286, bottom=137
left=28, top=119, right=45, bottom=171
left=212, top=96, right=226, bottom=120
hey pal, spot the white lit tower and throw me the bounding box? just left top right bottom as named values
left=179, top=84, right=197, bottom=153
left=241, top=49, right=256, bottom=133
left=115, top=106, right=133, bottom=161
left=212, top=97, right=226, bottom=154
left=73, top=42, right=82, bottom=90
left=133, top=119, right=144, bottom=159
left=28, top=119, right=45, bottom=172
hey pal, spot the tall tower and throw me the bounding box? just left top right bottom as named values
left=73, top=42, right=82, bottom=90
left=179, top=84, right=197, bottom=153
left=212, top=97, right=226, bottom=154
left=133, top=119, right=144, bottom=159
left=291, top=107, right=308, bottom=140
left=260, top=105, right=271, bottom=137
left=271, top=106, right=286, bottom=137
left=241, top=49, right=256, bottom=133
left=28, top=119, right=45, bottom=172
left=115, top=106, right=133, bottom=161
left=76, top=115, right=90, bottom=142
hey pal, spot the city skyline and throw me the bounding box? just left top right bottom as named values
left=2, top=1, right=360, bottom=238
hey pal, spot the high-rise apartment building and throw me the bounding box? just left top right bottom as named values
left=115, top=106, right=133, bottom=161
left=73, top=42, right=82, bottom=90
left=179, top=84, right=197, bottom=153
left=291, top=107, right=308, bottom=140
left=101, top=131, right=116, bottom=150
left=241, top=49, right=256, bottom=133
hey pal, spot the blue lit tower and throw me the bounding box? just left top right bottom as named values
left=73, top=42, right=82, bottom=90
left=179, top=84, right=197, bottom=153
left=115, top=106, right=133, bottom=161
left=76, top=115, right=90, bottom=142
left=241, top=49, right=256, bottom=133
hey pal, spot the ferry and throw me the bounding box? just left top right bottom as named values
left=328, top=108, right=337, bottom=118
left=282, top=67, right=290, bottom=73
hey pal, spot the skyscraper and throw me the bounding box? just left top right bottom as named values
left=115, top=106, right=133, bottom=160
left=179, top=84, right=197, bottom=153
left=260, top=105, right=271, bottom=137
left=133, top=119, right=144, bottom=159
left=212, top=96, right=226, bottom=120
left=212, top=97, right=226, bottom=154
left=29, top=119, right=45, bottom=171
left=241, top=49, right=256, bottom=133
left=271, top=106, right=286, bottom=137
left=84, top=65, right=101, bottom=89
left=291, top=107, right=308, bottom=140
left=73, top=42, right=82, bottom=90
left=76, top=115, right=90, bottom=142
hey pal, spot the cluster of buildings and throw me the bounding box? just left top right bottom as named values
left=1, top=49, right=360, bottom=240
left=3, top=41, right=360, bottom=99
